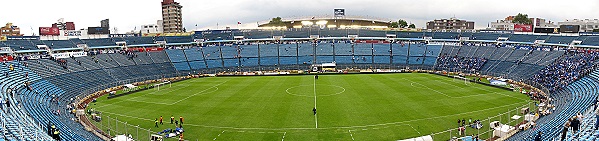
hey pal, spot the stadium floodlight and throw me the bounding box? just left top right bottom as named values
left=316, top=20, right=328, bottom=25
left=302, top=21, right=314, bottom=26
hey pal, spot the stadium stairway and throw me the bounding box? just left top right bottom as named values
left=0, top=62, right=53, bottom=141
left=561, top=106, right=599, bottom=141
left=108, top=53, right=136, bottom=66
left=20, top=80, right=101, bottom=141
left=506, top=70, right=599, bottom=141
left=1, top=51, right=181, bottom=141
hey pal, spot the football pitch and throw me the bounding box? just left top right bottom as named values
left=87, top=73, right=532, bottom=141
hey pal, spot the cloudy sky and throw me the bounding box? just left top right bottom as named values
left=2, top=0, right=598, bottom=35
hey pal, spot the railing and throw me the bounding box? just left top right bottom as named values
left=549, top=101, right=597, bottom=141
left=91, top=115, right=154, bottom=141
left=77, top=74, right=189, bottom=140
left=75, top=68, right=542, bottom=141
left=428, top=102, right=535, bottom=141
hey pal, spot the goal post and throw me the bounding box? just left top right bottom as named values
left=464, top=77, right=471, bottom=85
left=154, top=81, right=172, bottom=91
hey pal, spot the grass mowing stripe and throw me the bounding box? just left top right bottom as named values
left=314, top=77, right=318, bottom=129
left=87, top=73, right=529, bottom=141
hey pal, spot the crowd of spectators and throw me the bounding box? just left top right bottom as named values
left=435, top=55, right=488, bottom=72
left=530, top=50, right=599, bottom=92
left=123, top=50, right=138, bottom=59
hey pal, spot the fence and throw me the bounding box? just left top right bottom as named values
left=91, top=114, right=155, bottom=141
left=77, top=60, right=540, bottom=141
left=429, top=101, right=536, bottom=141
left=86, top=91, right=536, bottom=141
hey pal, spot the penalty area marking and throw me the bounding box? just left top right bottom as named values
left=171, top=81, right=228, bottom=105
left=124, top=86, right=220, bottom=105
left=406, top=124, right=421, bottom=135
left=407, top=78, right=519, bottom=99
left=282, top=132, right=286, bottom=141
left=436, top=77, right=528, bottom=101
left=95, top=81, right=226, bottom=108
left=213, top=130, right=225, bottom=140
left=404, top=78, right=451, bottom=97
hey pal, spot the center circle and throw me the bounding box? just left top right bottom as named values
left=285, top=84, right=346, bottom=97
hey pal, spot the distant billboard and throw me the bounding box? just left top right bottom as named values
left=334, top=9, right=345, bottom=17
left=109, top=34, right=138, bottom=38
left=39, top=27, right=60, bottom=36
left=64, top=30, right=82, bottom=36
left=87, top=27, right=110, bottom=34
left=534, top=28, right=559, bottom=34
left=559, top=25, right=580, bottom=33
left=142, top=32, right=192, bottom=37
left=514, top=24, right=533, bottom=32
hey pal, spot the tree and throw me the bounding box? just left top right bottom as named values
left=594, top=29, right=599, bottom=32
left=398, top=19, right=408, bottom=28
left=512, top=13, right=533, bottom=25
left=266, top=17, right=285, bottom=26
left=408, top=24, right=416, bottom=28
left=390, top=20, right=409, bottom=28
left=389, top=22, right=399, bottom=28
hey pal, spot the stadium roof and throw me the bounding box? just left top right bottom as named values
left=258, top=15, right=392, bottom=28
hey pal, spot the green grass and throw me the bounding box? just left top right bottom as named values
left=86, top=73, right=532, bottom=141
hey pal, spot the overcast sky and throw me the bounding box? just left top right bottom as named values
left=2, top=0, right=598, bottom=35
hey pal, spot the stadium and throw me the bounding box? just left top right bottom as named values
left=2, top=1, right=599, bottom=141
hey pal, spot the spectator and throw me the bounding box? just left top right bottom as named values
left=562, top=119, right=570, bottom=141
left=530, top=50, right=599, bottom=93
left=596, top=107, right=599, bottom=130
left=571, top=116, right=580, bottom=133
left=435, top=55, right=487, bottom=72
left=535, top=131, right=542, bottom=141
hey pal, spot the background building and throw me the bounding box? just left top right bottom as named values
left=101, top=19, right=110, bottom=28
left=558, top=19, right=599, bottom=32
left=161, top=0, right=183, bottom=33
left=426, top=17, right=474, bottom=30
left=0, top=23, right=22, bottom=36
left=490, top=20, right=514, bottom=30
left=140, top=20, right=164, bottom=34
left=532, top=18, right=555, bottom=28
left=490, top=16, right=556, bottom=31
left=52, top=18, right=75, bottom=31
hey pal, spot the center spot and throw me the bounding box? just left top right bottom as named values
left=285, top=84, right=345, bottom=97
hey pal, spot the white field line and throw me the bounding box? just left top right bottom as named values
left=96, top=101, right=527, bottom=131
left=403, top=78, right=451, bottom=97
left=95, top=81, right=224, bottom=108
left=314, top=78, right=318, bottom=129
left=170, top=81, right=228, bottom=105
left=213, top=130, right=225, bottom=140
left=408, top=78, right=523, bottom=99
left=125, top=99, right=171, bottom=105
left=124, top=86, right=219, bottom=105
left=281, top=132, right=286, bottom=141
left=147, top=83, right=191, bottom=95
left=470, top=84, right=528, bottom=101
left=407, top=124, right=421, bottom=135
left=435, top=80, right=467, bottom=89
left=436, top=77, right=527, bottom=101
